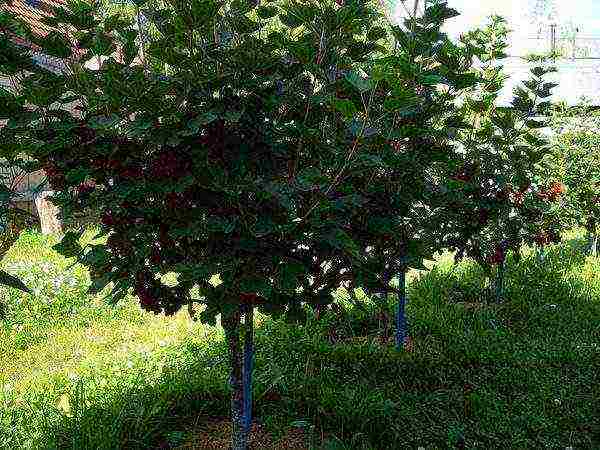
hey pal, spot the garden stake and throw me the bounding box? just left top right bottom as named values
left=380, top=268, right=391, bottom=342
left=223, top=312, right=245, bottom=450
left=396, top=269, right=407, bottom=351
left=242, top=304, right=254, bottom=436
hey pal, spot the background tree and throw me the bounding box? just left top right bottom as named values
left=343, top=0, right=486, bottom=349
left=440, top=16, right=560, bottom=301
left=543, top=102, right=600, bottom=255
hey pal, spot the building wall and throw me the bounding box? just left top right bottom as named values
left=441, top=0, right=600, bottom=106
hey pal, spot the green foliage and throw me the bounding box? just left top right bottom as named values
left=544, top=102, right=600, bottom=237
left=0, top=0, right=505, bottom=321
left=0, top=2, right=571, bottom=446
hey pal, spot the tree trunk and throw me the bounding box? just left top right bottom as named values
left=34, top=191, right=62, bottom=235
left=222, top=310, right=246, bottom=450
left=536, top=245, right=545, bottom=263
left=396, top=270, right=407, bottom=351
left=495, top=261, right=505, bottom=303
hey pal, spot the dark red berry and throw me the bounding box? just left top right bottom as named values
left=101, top=210, right=115, bottom=226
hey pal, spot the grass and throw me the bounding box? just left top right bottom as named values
left=1, top=229, right=599, bottom=449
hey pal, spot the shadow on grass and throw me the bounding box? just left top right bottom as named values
left=6, top=236, right=600, bottom=450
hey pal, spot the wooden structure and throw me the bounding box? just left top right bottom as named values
left=34, top=191, right=62, bottom=235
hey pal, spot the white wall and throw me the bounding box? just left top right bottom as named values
left=440, top=0, right=600, bottom=106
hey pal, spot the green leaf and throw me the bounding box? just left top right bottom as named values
left=420, top=74, right=444, bottom=86
left=256, top=5, right=278, bottom=19
left=331, top=98, right=357, bottom=119
left=279, top=13, right=303, bottom=29
left=325, top=229, right=359, bottom=258
left=238, top=276, right=271, bottom=295
left=424, top=3, right=460, bottom=24
left=288, top=40, right=314, bottom=64
left=199, top=304, right=219, bottom=326
left=104, top=14, right=131, bottom=33
left=278, top=262, right=306, bottom=291
left=0, top=270, right=30, bottom=293
left=284, top=301, right=306, bottom=324
left=88, top=114, right=121, bottom=130
left=491, top=111, right=515, bottom=130
left=31, top=31, right=72, bottom=59
left=53, top=230, right=84, bottom=258
left=81, top=245, right=109, bottom=266
left=367, top=26, right=387, bottom=41
left=122, top=35, right=139, bottom=65
left=187, top=112, right=217, bottom=133
left=88, top=274, right=112, bottom=296
left=345, top=70, right=373, bottom=93
left=230, top=15, right=261, bottom=34
left=230, top=0, right=255, bottom=14
left=78, top=31, right=114, bottom=56
left=526, top=119, right=548, bottom=129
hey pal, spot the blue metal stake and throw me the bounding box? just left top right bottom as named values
left=396, top=270, right=407, bottom=351
left=242, top=305, right=254, bottom=435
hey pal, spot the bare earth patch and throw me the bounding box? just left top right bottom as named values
left=175, top=418, right=308, bottom=450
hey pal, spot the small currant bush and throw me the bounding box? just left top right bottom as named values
left=0, top=0, right=499, bottom=317
left=438, top=16, right=561, bottom=269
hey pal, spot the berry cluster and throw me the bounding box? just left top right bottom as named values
left=107, top=232, right=133, bottom=257
left=239, top=292, right=266, bottom=305
left=120, top=164, right=144, bottom=180
left=486, top=244, right=507, bottom=265
left=537, top=182, right=565, bottom=202
left=133, top=270, right=186, bottom=315
left=150, top=150, right=191, bottom=180
left=199, top=120, right=228, bottom=160
left=165, top=190, right=193, bottom=210
left=389, top=140, right=403, bottom=153
left=476, top=208, right=489, bottom=226
left=76, top=180, right=96, bottom=197
left=93, top=158, right=122, bottom=171
left=534, top=230, right=560, bottom=247
left=452, top=163, right=476, bottom=182
left=73, top=125, right=96, bottom=144
left=101, top=210, right=119, bottom=227
left=134, top=271, right=162, bottom=314
left=43, top=162, right=66, bottom=190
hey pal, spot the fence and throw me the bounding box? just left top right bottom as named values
left=494, top=25, right=600, bottom=106
left=510, top=29, right=600, bottom=60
